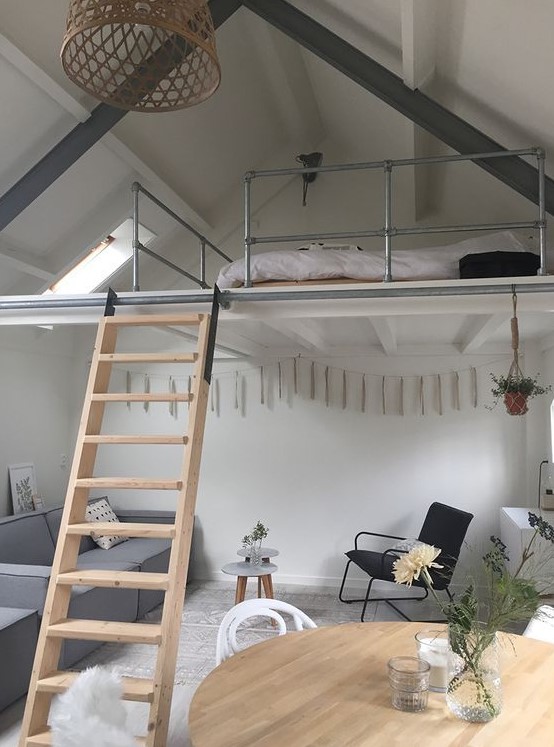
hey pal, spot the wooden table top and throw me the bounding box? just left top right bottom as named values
left=189, top=621, right=554, bottom=747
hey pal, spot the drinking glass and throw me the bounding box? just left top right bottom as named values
left=387, top=656, right=430, bottom=712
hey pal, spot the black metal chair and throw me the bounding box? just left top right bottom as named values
left=339, top=502, right=474, bottom=622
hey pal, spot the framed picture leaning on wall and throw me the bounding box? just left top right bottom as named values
left=9, top=463, right=37, bottom=514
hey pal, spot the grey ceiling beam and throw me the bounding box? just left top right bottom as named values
left=242, top=0, right=554, bottom=215
left=0, top=0, right=241, bottom=233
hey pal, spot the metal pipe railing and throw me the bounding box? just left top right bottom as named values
left=131, top=182, right=232, bottom=291
left=243, top=147, right=548, bottom=287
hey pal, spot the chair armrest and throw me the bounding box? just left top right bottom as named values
left=354, top=530, right=406, bottom=550
left=381, top=547, right=409, bottom=575
left=0, top=564, right=51, bottom=615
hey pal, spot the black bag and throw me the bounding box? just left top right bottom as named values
left=459, top=250, right=540, bottom=279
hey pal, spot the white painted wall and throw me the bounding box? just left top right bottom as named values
left=70, top=324, right=546, bottom=591
left=0, top=326, right=82, bottom=516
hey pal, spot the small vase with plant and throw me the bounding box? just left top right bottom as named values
left=241, top=520, right=269, bottom=565
left=489, top=372, right=551, bottom=416
left=393, top=513, right=554, bottom=722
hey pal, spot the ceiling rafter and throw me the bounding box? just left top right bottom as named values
left=0, top=241, right=54, bottom=281
left=262, top=319, right=327, bottom=352
left=369, top=317, right=397, bottom=356
left=459, top=313, right=509, bottom=354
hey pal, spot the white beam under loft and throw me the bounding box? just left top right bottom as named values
left=400, top=0, right=438, bottom=91
left=0, top=241, right=54, bottom=281
left=0, top=34, right=210, bottom=234
left=262, top=319, right=327, bottom=352
left=369, top=317, right=397, bottom=356
left=459, top=314, right=509, bottom=354
left=400, top=0, right=439, bottom=222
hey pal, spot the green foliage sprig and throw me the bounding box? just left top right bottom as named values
left=241, top=520, right=269, bottom=548
left=490, top=372, right=551, bottom=399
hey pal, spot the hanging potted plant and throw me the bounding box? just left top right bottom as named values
left=490, top=373, right=551, bottom=416
left=488, top=289, right=551, bottom=416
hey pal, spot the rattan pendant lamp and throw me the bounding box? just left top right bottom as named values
left=60, top=0, right=221, bottom=112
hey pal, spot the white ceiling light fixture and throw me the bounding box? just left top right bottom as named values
left=60, top=0, right=221, bottom=112
left=44, top=218, right=155, bottom=295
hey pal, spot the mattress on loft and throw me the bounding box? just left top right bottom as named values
left=216, top=230, right=533, bottom=289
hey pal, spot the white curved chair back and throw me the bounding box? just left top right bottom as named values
left=523, top=604, right=554, bottom=644
left=216, top=598, right=317, bottom=665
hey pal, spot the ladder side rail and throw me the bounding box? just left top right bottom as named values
left=147, top=315, right=212, bottom=747
left=19, top=317, right=117, bottom=744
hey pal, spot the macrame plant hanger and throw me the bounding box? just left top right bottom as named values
left=505, top=287, right=527, bottom=416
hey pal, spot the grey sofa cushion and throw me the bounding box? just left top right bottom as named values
left=0, top=513, right=54, bottom=565
left=0, top=564, right=51, bottom=612
left=78, top=538, right=171, bottom=567
left=0, top=607, right=38, bottom=711
left=44, top=506, right=96, bottom=554
left=78, top=539, right=171, bottom=618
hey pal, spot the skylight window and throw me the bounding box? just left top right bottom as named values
left=44, top=218, right=155, bottom=294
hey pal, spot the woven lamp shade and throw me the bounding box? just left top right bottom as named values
left=61, top=0, right=221, bottom=112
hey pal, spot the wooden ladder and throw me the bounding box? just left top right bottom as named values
left=19, top=308, right=216, bottom=747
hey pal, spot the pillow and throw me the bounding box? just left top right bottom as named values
left=391, top=538, right=425, bottom=554
left=85, top=497, right=128, bottom=550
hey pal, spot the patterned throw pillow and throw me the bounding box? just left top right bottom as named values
left=85, top=497, right=129, bottom=550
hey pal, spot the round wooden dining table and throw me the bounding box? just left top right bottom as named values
left=189, top=621, right=554, bottom=747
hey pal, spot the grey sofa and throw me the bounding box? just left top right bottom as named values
left=0, top=503, right=175, bottom=711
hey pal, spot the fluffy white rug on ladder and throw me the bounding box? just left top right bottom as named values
left=50, top=667, right=193, bottom=747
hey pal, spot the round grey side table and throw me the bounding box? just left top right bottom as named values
left=221, top=561, right=278, bottom=605
left=237, top=547, right=279, bottom=561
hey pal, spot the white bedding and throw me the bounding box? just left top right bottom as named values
left=216, top=230, right=530, bottom=289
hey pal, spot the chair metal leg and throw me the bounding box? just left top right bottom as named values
left=338, top=559, right=354, bottom=603
left=360, top=578, right=375, bottom=622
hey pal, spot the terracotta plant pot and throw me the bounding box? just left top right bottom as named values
left=503, top=391, right=529, bottom=416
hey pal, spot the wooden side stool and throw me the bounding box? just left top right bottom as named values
left=221, top=561, right=278, bottom=605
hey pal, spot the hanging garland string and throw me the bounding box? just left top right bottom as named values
left=115, top=354, right=513, bottom=417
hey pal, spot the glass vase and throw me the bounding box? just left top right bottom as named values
left=446, top=624, right=502, bottom=723
left=249, top=544, right=261, bottom=565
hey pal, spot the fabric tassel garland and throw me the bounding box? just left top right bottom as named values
left=311, top=362, right=315, bottom=400
left=325, top=367, right=330, bottom=407
left=143, top=375, right=150, bottom=413
left=278, top=361, right=282, bottom=400
left=293, top=357, right=298, bottom=395
left=420, top=376, right=425, bottom=416
left=361, top=374, right=366, bottom=413
left=170, top=377, right=178, bottom=419
left=342, top=370, right=347, bottom=410
left=454, top=371, right=460, bottom=411
left=187, top=376, right=192, bottom=410
left=126, top=371, right=131, bottom=410
left=437, top=374, right=443, bottom=416
left=235, top=372, right=239, bottom=410
left=400, top=377, right=404, bottom=416
left=260, top=366, right=265, bottom=406
left=471, top=367, right=478, bottom=408
left=382, top=376, right=386, bottom=415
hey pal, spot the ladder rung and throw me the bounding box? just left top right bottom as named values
left=67, top=522, right=175, bottom=539
left=99, top=353, right=198, bottom=363
left=84, top=435, right=188, bottom=445
left=105, top=314, right=204, bottom=327
left=37, top=672, right=155, bottom=702
left=92, top=393, right=192, bottom=403
left=75, top=478, right=182, bottom=489
left=57, top=570, right=169, bottom=590
left=47, top=619, right=162, bottom=644
left=27, top=730, right=146, bottom=745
